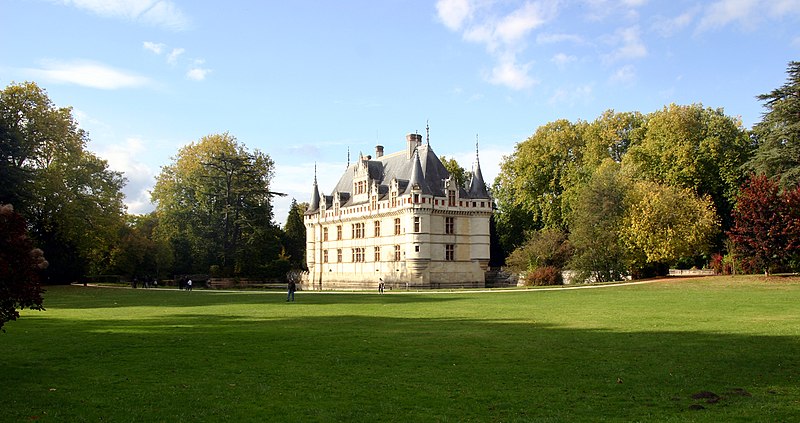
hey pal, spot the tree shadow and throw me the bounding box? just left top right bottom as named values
left=3, top=308, right=799, bottom=422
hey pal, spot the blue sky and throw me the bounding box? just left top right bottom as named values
left=1, top=0, right=798, bottom=224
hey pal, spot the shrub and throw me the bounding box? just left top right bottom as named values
left=525, top=266, right=563, bottom=286
left=710, top=253, right=724, bottom=275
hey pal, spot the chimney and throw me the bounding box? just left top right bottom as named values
left=375, top=145, right=384, bottom=158
left=406, top=133, right=422, bottom=158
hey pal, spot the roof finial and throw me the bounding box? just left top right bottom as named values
left=475, top=134, right=480, bottom=163
left=314, top=162, right=318, bottom=183
left=426, top=120, right=430, bottom=145
left=347, top=146, right=350, bottom=169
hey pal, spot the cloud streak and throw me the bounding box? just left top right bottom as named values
left=53, top=0, right=191, bottom=31
left=24, top=60, right=150, bottom=89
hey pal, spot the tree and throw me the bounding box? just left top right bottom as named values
left=621, top=181, right=719, bottom=277
left=567, top=160, right=630, bottom=282
left=152, top=133, right=278, bottom=277
left=0, top=204, right=47, bottom=330
left=109, top=213, right=172, bottom=280
left=439, top=156, right=471, bottom=188
left=0, top=82, right=127, bottom=283
left=581, top=110, right=645, bottom=167
left=748, top=61, right=800, bottom=188
left=728, top=174, right=800, bottom=275
left=494, top=119, right=586, bottom=251
left=282, top=199, right=307, bottom=269
left=622, top=103, right=752, bottom=233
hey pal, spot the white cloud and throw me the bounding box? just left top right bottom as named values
left=167, top=47, right=185, bottom=65
left=93, top=137, right=157, bottom=215
left=697, top=0, right=758, bottom=31
left=609, top=64, right=637, bottom=83
left=551, top=52, right=577, bottom=67
left=437, top=0, right=558, bottom=90
left=54, top=0, right=190, bottom=31
left=436, top=0, right=472, bottom=31
left=584, top=0, right=646, bottom=22
left=487, top=55, right=537, bottom=90
left=603, top=26, right=647, bottom=63
left=186, top=67, right=211, bottom=81
left=697, top=0, right=800, bottom=32
left=548, top=84, right=594, bottom=105
left=536, top=32, right=584, bottom=45
left=24, top=60, right=150, bottom=90
left=143, top=41, right=166, bottom=55
left=494, top=1, right=554, bottom=45
left=652, top=9, right=697, bottom=37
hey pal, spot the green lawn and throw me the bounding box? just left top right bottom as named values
left=2, top=276, right=799, bottom=422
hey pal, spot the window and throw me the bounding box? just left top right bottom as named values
left=337, top=225, right=342, bottom=240
left=394, top=245, right=401, bottom=261
left=337, top=249, right=342, bottom=262
left=448, top=190, right=456, bottom=206
left=413, top=216, right=421, bottom=232
left=352, top=223, right=364, bottom=239
left=371, top=196, right=377, bottom=210
left=374, top=220, right=381, bottom=237
left=445, top=244, right=454, bottom=261
left=414, top=245, right=420, bottom=252
left=413, top=194, right=419, bottom=203
left=352, top=248, right=365, bottom=262
left=323, top=227, right=329, bottom=241
left=374, top=246, right=381, bottom=262
left=394, top=218, right=401, bottom=235
left=391, top=191, right=397, bottom=208
left=323, top=250, right=329, bottom=263
left=445, top=217, right=455, bottom=234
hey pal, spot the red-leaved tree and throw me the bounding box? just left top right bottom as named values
left=0, top=204, right=47, bottom=331
left=729, top=175, right=799, bottom=275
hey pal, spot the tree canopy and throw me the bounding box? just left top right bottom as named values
left=0, top=82, right=127, bottom=283
left=748, top=61, right=800, bottom=188
left=151, top=133, right=281, bottom=277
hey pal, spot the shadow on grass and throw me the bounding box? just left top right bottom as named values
left=3, top=305, right=799, bottom=422
left=42, top=285, right=463, bottom=309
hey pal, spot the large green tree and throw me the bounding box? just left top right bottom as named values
left=152, top=133, right=279, bottom=277
left=621, top=181, right=719, bottom=276
left=622, top=103, right=751, bottom=231
left=493, top=119, right=586, bottom=251
left=0, top=82, right=126, bottom=283
left=567, top=160, right=631, bottom=282
left=748, top=61, right=800, bottom=188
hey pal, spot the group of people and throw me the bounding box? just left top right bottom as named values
left=131, top=276, right=157, bottom=289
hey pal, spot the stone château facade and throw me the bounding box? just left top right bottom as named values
left=302, top=130, right=492, bottom=290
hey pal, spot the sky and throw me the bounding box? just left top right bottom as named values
left=1, top=0, right=799, bottom=225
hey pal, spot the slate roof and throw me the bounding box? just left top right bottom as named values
left=307, top=142, right=489, bottom=212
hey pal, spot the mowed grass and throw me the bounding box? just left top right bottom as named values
left=2, top=277, right=799, bottom=422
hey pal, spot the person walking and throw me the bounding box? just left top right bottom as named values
left=287, top=279, right=296, bottom=302
left=187, top=279, right=192, bottom=291
left=378, top=278, right=384, bottom=294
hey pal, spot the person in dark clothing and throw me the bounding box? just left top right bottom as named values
left=287, top=280, right=296, bottom=302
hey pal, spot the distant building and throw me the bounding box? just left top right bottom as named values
left=302, top=129, right=492, bottom=290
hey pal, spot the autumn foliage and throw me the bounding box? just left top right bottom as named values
left=729, top=175, right=800, bottom=275
left=0, top=204, right=47, bottom=330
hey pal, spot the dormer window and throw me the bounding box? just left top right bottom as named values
left=448, top=189, right=456, bottom=207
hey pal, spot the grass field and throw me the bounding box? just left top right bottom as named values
left=2, top=276, right=799, bottom=422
